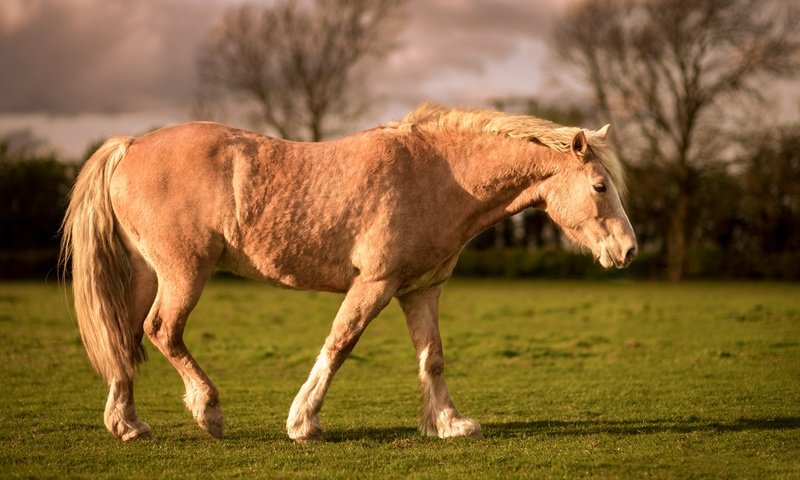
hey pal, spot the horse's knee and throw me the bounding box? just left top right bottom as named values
left=324, top=331, right=362, bottom=369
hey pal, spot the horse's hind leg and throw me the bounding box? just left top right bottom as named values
left=104, top=255, right=156, bottom=441
left=144, top=262, right=223, bottom=438
left=397, top=286, right=481, bottom=438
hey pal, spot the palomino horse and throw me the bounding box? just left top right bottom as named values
left=61, top=103, right=636, bottom=442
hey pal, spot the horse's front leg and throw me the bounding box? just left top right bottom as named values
left=398, top=285, right=482, bottom=438
left=286, top=278, right=395, bottom=442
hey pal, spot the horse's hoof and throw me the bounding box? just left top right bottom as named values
left=287, top=425, right=323, bottom=443
left=119, top=421, right=152, bottom=442
left=291, top=434, right=324, bottom=444
left=438, top=417, right=482, bottom=439
left=191, top=400, right=224, bottom=439
left=201, top=422, right=223, bottom=439
left=196, top=407, right=223, bottom=440
left=286, top=412, right=322, bottom=444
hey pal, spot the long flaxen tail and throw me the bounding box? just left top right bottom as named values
left=60, top=136, right=144, bottom=384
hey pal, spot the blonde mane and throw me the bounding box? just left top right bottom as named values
left=386, top=102, right=627, bottom=197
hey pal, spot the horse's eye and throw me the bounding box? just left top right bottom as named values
left=593, top=183, right=607, bottom=193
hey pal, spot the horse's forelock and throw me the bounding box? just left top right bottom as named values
left=589, top=139, right=627, bottom=200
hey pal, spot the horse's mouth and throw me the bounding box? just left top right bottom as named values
left=598, top=250, right=631, bottom=269
left=597, top=251, right=614, bottom=269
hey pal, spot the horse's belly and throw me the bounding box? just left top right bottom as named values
left=218, top=244, right=355, bottom=293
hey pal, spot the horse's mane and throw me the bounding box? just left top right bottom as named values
left=386, top=102, right=626, bottom=197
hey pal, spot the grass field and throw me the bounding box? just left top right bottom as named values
left=0, top=279, right=798, bottom=478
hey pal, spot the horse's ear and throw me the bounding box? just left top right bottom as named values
left=596, top=124, right=611, bottom=139
left=570, top=130, right=588, bottom=160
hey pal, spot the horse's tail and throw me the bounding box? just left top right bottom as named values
left=60, top=136, right=144, bottom=383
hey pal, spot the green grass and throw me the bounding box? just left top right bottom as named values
left=0, top=279, right=798, bottom=478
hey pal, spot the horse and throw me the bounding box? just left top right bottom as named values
left=60, top=102, right=636, bottom=442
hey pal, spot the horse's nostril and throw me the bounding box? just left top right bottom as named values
left=625, top=247, right=636, bottom=263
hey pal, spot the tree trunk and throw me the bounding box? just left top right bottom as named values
left=493, top=221, right=507, bottom=249
left=310, top=113, right=323, bottom=142
left=666, top=193, right=689, bottom=280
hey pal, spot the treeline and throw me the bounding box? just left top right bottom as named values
left=1, top=123, right=799, bottom=280
left=0, top=140, right=75, bottom=278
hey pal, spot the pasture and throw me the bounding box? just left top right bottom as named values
left=0, top=279, right=798, bottom=478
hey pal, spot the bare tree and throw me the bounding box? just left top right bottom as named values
left=741, top=125, right=800, bottom=256
left=554, top=0, right=800, bottom=279
left=198, top=0, right=406, bottom=142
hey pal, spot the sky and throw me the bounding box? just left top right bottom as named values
left=1, top=0, right=797, bottom=159
left=0, top=0, right=584, bottom=158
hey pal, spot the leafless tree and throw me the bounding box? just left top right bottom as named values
left=554, top=0, right=800, bottom=279
left=197, top=0, right=407, bottom=142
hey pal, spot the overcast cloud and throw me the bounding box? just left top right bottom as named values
left=0, top=0, right=572, bottom=156
left=0, top=0, right=221, bottom=114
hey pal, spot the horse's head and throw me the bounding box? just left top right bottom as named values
left=541, top=126, right=637, bottom=269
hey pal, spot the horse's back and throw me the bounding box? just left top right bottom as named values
left=219, top=127, right=416, bottom=290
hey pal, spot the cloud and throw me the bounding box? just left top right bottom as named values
left=0, top=0, right=565, bottom=115
left=0, top=0, right=221, bottom=114
left=0, top=0, right=571, bottom=155
left=384, top=1, right=556, bottom=80
left=370, top=0, right=566, bottom=112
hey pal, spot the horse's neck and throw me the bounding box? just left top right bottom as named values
left=433, top=132, right=562, bottom=238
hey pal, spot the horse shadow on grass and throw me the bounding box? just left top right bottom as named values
left=312, top=416, right=800, bottom=443
left=219, top=416, right=800, bottom=444
left=482, top=416, right=800, bottom=438
left=223, top=424, right=420, bottom=443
